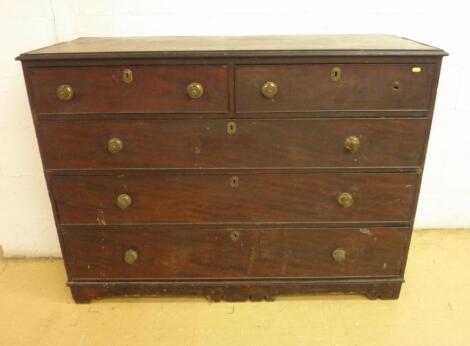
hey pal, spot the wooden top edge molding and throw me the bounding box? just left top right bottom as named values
left=17, top=34, right=448, bottom=60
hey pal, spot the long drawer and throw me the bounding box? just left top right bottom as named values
left=29, top=65, right=229, bottom=114
left=63, top=227, right=409, bottom=279
left=50, top=172, right=418, bottom=225
left=236, top=64, right=435, bottom=112
left=39, top=118, right=428, bottom=169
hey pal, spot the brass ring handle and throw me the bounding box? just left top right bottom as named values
left=344, top=135, right=361, bottom=153
left=261, top=81, right=278, bottom=98
left=116, top=193, right=132, bottom=209
left=108, top=138, right=123, bottom=154
left=124, top=249, right=138, bottom=264
left=337, top=192, right=353, bottom=208
left=56, top=84, right=74, bottom=100
left=187, top=82, right=204, bottom=99
left=332, top=248, right=346, bottom=263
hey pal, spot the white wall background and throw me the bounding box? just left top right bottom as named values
left=0, top=0, right=468, bottom=257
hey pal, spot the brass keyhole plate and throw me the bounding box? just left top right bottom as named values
left=122, top=68, right=133, bottom=83
left=331, top=67, right=342, bottom=82
left=227, top=121, right=237, bottom=135
left=230, top=231, right=240, bottom=242
left=230, top=176, right=240, bottom=188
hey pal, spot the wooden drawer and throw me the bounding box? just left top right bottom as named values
left=39, top=118, right=427, bottom=169
left=235, top=64, right=435, bottom=112
left=50, top=172, right=417, bottom=225
left=29, top=65, right=229, bottom=114
left=63, top=227, right=409, bottom=279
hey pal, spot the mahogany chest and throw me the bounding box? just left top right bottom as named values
left=17, top=35, right=447, bottom=303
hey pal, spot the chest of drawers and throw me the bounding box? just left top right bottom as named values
left=17, top=35, right=446, bottom=303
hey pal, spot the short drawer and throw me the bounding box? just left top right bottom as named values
left=39, top=118, right=428, bottom=169
left=63, top=227, right=409, bottom=279
left=50, top=172, right=418, bottom=225
left=29, top=65, right=229, bottom=114
left=235, top=64, right=435, bottom=112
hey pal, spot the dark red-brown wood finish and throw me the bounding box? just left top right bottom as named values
left=39, top=118, right=428, bottom=169
left=17, top=35, right=447, bottom=303
left=235, top=64, right=435, bottom=112
left=29, top=65, right=229, bottom=114
left=50, top=172, right=418, bottom=224
left=63, top=227, right=409, bottom=279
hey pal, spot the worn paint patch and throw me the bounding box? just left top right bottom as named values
left=359, top=228, right=372, bottom=235
left=247, top=246, right=257, bottom=275
left=96, top=209, right=106, bottom=225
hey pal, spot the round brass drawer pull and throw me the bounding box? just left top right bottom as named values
left=332, top=248, right=346, bottom=263
left=344, top=135, right=361, bottom=153
left=261, top=81, right=278, bottom=98
left=108, top=138, right=123, bottom=154
left=187, top=82, right=204, bottom=99
left=117, top=193, right=132, bottom=209
left=337, top=192, right=353, bottom=208
left=124, top=249, right=138, bottom=264
left=56, top=84, right=74, bottom=100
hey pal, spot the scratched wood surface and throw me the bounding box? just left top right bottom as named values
left=50, top=172, right=418, bottom=225
left=18, top=35, right=445, bottom=302
left=236, top=64, right=435, bottom=112
left=29, top=65, right=229, bottom=114
left=38, top=118, right=428, bottom=169
left=63, top=227, right=409, bottom=279
left=17, top=34, right=447, bottom=60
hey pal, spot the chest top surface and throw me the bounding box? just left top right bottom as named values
left=17, top=34, right=447, bottom=60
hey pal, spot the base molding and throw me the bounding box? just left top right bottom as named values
left=69, top=278, right=403, bottom=303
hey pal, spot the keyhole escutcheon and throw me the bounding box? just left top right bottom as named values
left=331, top=67, right=342, bottom=82
left=227, top=121, right=237, bottom=135
left=122, top=68, right=133, bottom=83
left=230, top=176, right=240, bottom=188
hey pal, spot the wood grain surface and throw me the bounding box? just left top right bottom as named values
left=18, top=35, right=445, bottom=302
left=17, top=34, right=446, bottom=61
left=39, top=118, right=428, bottom=169
left=29, top=65, right=229, bottom=114
left=63, top=227, right=409, bottom=279
left=236, top=64, right=435, bottom=112
left=50, top=172, right=418, bottom=224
